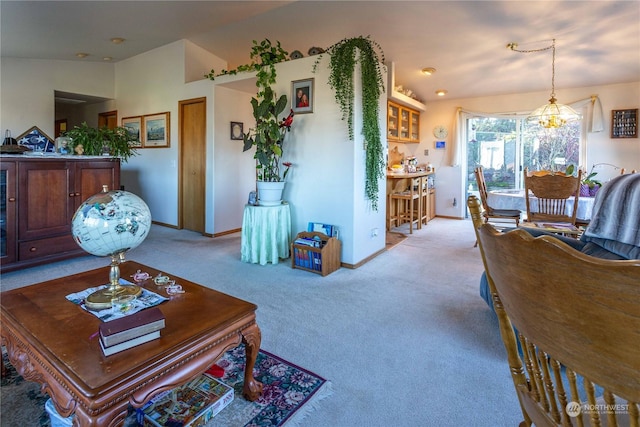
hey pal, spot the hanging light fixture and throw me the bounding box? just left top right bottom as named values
left=508, top=39, right=580, bottom=128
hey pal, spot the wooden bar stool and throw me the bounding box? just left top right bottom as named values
left=390, top=176, right=422, bottom=233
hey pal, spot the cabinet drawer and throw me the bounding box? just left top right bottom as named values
left=19, top=235, right=78, bottom=260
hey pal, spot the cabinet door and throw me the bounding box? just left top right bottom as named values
left=399, top=108, right=410, bottom=141
left=387, top=103, right=399, bottom=141
left=17, top=161, right=74, bottom=241
left=410, top=111, right=420, bottom=142
left=1, top=161, right=17, bottom=263
left=74, top=160, right=121, bottom=207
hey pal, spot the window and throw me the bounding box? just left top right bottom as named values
left=466, top=116, right=583, bottom=193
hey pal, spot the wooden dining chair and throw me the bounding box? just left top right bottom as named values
left=477, top=223, right=640, bottom=427
left=523, top=168, right=582, bottom=225
left=472, top=166, right=521, bottom=246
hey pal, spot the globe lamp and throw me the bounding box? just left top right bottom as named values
left=72, top=186, right=152, bottom=310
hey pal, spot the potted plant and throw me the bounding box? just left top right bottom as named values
left=65, top=122, right=138, bottom=162
left=209, top=39, right=293, bottom=205
left=567, top=164, right=602, bottom=197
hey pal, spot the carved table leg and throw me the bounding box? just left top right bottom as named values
left=241, top=323, right=263, bottom=401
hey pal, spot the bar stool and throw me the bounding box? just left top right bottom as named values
left=419, top=175, right=429, bottom=226
left=389, top=176, right=422, bottom=233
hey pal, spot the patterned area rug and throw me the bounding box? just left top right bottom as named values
left=1, top=345, right=332, bottom=426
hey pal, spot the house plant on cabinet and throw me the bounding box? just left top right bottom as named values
left=209, top=39, right=294, bottom=206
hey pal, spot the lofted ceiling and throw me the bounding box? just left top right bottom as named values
left=2, top=1, right=639, bottom=103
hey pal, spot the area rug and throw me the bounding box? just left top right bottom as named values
left=1, top=345, right=332, bottom=427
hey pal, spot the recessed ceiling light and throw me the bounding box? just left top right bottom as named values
left=75, top=52, right=89, bottom=58
left=421, top=67, right=436, bottom=75
left=435, top=89, right=448, bottom=96
left=110, top=37, right=126, bottom=44
left=103, top=57, right=113, bottom=61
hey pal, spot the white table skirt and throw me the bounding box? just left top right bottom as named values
left=487, top=189, right=595, bottom=221
left=241, top=203, right=291, bottom=265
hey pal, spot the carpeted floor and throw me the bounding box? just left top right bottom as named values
left=1, top=344, right=331, bottom=427
left=1, top=218, right=525, bottom=426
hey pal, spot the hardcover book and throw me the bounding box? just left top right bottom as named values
left=99, top=330, right=161, bottom=356
left=99, top=307, right=165, bottom=347
left=138, top=373, right=234, bottom=427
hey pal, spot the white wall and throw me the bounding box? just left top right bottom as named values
left=392, top=81, right=640, bottom=218
left=213, top=55, right=387, bottom=264
left=1, top=58, right=115, bottom=138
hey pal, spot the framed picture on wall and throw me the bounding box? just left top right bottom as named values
left=230, top=121, right=244, bottom=140
left=121, top=116, right=143, bottom=147
left=291, top=78, right=314, bottom=114
left=143, top=112, right=170, bottom=148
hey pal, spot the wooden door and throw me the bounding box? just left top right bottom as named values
left=98, top=111, right=118, bottom=129
left=178, top=98, right=206, bottom=233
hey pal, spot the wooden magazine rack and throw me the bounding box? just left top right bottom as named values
left=291, top=231, right=341, bottom=276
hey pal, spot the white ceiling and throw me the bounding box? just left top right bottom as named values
left=2, top=1, right=639, bottom=103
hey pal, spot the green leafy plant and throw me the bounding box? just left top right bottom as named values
left=65, top=122, right=138, bottom=162
left=208, top=39, right=293, bottom=182
left=313, top=36, right=386, bottom=210
left=566, top=164, right=601, bottom=188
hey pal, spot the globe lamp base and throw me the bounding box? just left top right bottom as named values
left=84, top=252, right=143, bottom=310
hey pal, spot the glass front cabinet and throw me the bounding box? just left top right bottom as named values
left=387, top=101, right=420, bottom=143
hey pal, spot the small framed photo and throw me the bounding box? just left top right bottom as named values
left=435, top=141, right=446, bottom=149
left=292, top=78, right=314, bottom=114
left=121, top=116, right=143, bottom=147
left=230, top=122, right=244, bottom=140
left=143, top=112, right=170, bottom=148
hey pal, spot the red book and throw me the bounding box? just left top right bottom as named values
left=99, top=307, right=165, bottom=347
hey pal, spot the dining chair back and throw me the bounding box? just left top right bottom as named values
left=472, top=167, right=521, bottom=246
left=523, top=168, right=582, bottom=225
left=477, top=223, right=640, bottom=427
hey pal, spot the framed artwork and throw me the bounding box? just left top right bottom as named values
left=611, top=108, right=638, bottom=138
left=435, top=141, right=446, bottom=149
left=143, top=112, right=170, bottom=148
left=292, top=78, right=314, bottom=114
left=121, top=116, right=143, bottom=147
left=230, top=122, right=244, bottom=140
left=16, top=126, right=55, bottom=152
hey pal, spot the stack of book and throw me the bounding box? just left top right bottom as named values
left=99, top=307, right=165, bottom=356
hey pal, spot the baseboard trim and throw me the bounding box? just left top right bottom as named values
left=340, top=247, right=386, bottom=270
left=213, top=228, right=241, bottom=237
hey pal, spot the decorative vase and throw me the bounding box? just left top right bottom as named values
left=589, top=184, right=600, bottom=197
left=256, top=181, right=285, bottom=206
left=579, top=184, right=591, bottom=197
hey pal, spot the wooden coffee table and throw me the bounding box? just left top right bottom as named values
left=1, top=261, right=263, bottom=426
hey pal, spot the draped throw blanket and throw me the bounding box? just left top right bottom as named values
left=583, top=173, right=640, bottom=259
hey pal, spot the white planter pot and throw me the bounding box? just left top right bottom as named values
left=256, top=181, right=285, bottom=206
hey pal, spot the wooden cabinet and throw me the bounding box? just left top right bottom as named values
left=1, top=156, right=120, bottom=272
left=387, top=101, right=420, bottom=143
left=1, top=161, right=17, bottom=265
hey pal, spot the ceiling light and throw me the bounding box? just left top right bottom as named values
left=103, top=57, right=113, bottom=61
left=508, top=39, right=580, bottom=128
left=421, top=67, right=436, bottom=75
left=435, top=89, right=447, bottom=96
left=75, top=52, right=89, bottom=58
left=110, top=37, right=126, bottom=44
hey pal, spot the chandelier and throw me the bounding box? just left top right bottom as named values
left=508, top=39, right=581, bottom=128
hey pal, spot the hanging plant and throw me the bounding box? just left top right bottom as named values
left=314, top=36, right=386, bottom=210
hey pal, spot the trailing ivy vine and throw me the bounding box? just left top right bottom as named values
left=314, top=36, right=386, bottom=210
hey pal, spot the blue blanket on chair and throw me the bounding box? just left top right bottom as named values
left=582, top=173, right=640, bottom=259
